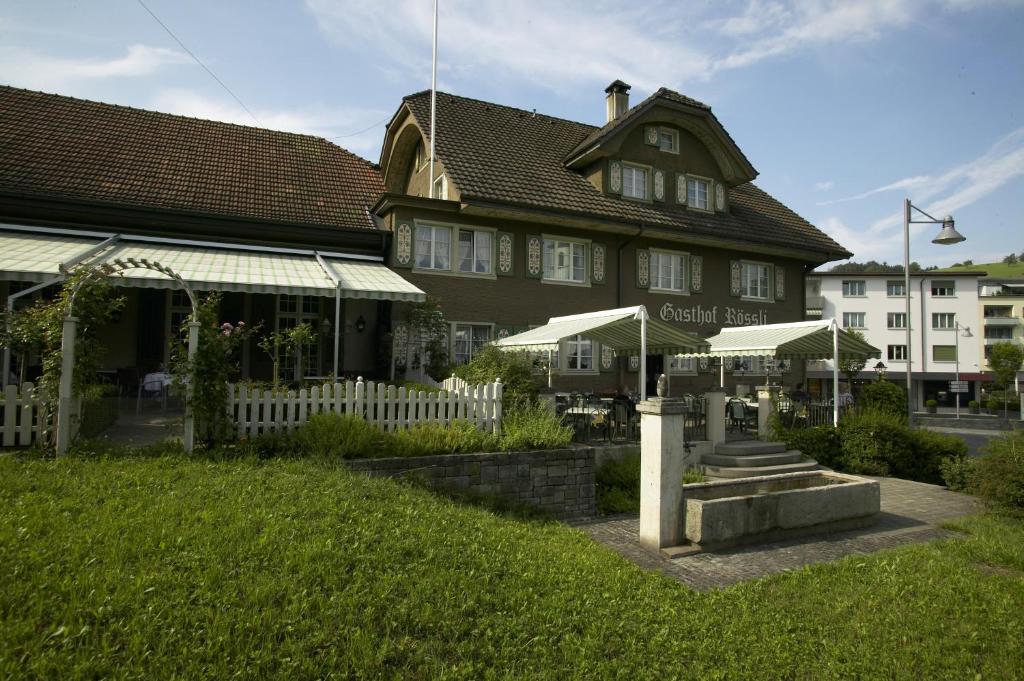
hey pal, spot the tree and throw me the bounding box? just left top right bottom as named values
left=838, top=330, right=868, bottom=387
left=988, top=342, right=1023, bottom=418
left=1003, top=253, right=1019, bottom=265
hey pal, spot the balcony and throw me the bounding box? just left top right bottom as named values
left=983, top=317, right=1020, bottom=328
left=984, top=337, right=1021, bottom=346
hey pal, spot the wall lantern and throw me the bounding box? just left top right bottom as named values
left=355, top=315, right=366, bottom=333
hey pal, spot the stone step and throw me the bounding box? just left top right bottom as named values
left=702, top=459, right=819, bottom=479
left=714, top=440, right=787, bottom=456
left=702, top=450, right=803, bottom=467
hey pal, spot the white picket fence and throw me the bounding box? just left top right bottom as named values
left=441, top=375, right=471, bottom=392
left=226, top=378, right=503, bottom=438
left=0, top=382, right=47, bottom=447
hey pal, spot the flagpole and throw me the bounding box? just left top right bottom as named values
left=428, top=0, right=438, bottom=198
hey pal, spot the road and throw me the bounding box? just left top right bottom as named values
left=919, top=426, right=1008, bottom=457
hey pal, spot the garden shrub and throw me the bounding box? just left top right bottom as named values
left=499, top=402, right=573, bottom=451
left=596, top=452, right=641, bottom=514
left=940, top=455, right=975, bottom=492
left=906, top=428, right=966, bottom=484
left=453, top=345, right=539, bottom=409
left=293, top=413, right=384, bottom=459
left=972, top=431, right=1024, bottom=517
left=838, top=408, right=915, bottom=477
left=682, top=467, right=706, bottom=484
left=389, top=420, right=500, bottom=458
left=857, top=378, right=906, bottom=417
left=778, top=425, right=842, bottom=469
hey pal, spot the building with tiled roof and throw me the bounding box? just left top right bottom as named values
left=375, top=81, right=852, bottom=393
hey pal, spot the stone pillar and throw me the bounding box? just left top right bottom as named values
left=55, top=316, right=78, bottom=456
left=637, top=397, right=687, bottom=550
left=705, top=389, right=726, bottom=447
left=757, top=386, right=780, bottom=441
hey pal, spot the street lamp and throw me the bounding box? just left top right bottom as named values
left=954, top=321, right=972, bottom=420
left=903, top=199, right=966, bottom=423
left=873, top=361, right=887, bottom=378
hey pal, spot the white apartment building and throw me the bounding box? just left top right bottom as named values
left=806, top=271, right=984, bottom=409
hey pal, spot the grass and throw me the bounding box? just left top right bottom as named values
left=936, top=260, right=1024, bottom=278
left=2, top=456, right=1023, bottom=679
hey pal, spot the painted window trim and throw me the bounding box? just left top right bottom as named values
left=649, top=248, right=690, bottom=295
left=657, top=126, right=680, bottom=154
left=931, top=313, right=956, bottom=330
left=841, top=280, right=867, bottom=297
left=275, top=293, right=322, bottom=377
left=432, top=173, right=449, bottom=200
left=541, top=234, right=591, bottom=287
left=667, top=355, right=697, bottom=375
left=449, top=321, right=495, bottom=365
left=685, top=174, right=714, bottom=213
left=561, top=335, right=599, bottom=374
left=412, top=219, right=497, bottom=279
left=738, top=259, right=773, bottom=302
left=621, top=161, right=653, bottom=202
left=842, top=312, right=867, bottom=329
left=886, top=312, right=907, bottom=329
left=886, top=280, right=906, bottom=297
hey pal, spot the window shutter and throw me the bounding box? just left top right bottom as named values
left=525, top=235, right=543, bottom=279
left=729, top=260, right=742, bottom=297
left=393, top=222, right=413, bottom=269
left=636, top=249, right=650, bottom=289
left=774, top=265, right=786, bottom=301
left=689, top=255, right=703, bottom=293
left=675, top=173, right=687, bottom=205
left=607, top=160, right=623, bottom=195
left=599, top=344, right=615, bottom=373
left=591, top=243, right=607, bottom=285
left=644, top=125, right=659, bottom=146
left=714, top=182, right=726, bottom=212
left=653, top=169, right=665, bottom=202
left=496, top=232, right=514, bottom=277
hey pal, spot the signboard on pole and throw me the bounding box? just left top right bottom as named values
left=949, top=381, right=968, bottom=393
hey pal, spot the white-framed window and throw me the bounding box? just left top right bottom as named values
left=650, top=250, right=687, bottom=293
left=164, top=289, right=193, bottom=365
left=277, top=294, right=321, bottom=378
left=842, top=280, right=866, bottom=297
left=542, top=238, right=587, bottom=284
left=433, top=174, right=448, bottom=200
left=657, top=127, right=679, bottom=154
left=932, top=312, right=955, bottom=329
left=741, top=262, right=771, bottom=300
left=565, top=335, right=594, bottom=371
left=887, top=280, right=906, bottom=297
left=622, top=163, right=649, bottom=200
left=732, top=356, right=763, bottom=373
left=887, top=344, right=907, bottom=361
left=687, top=176, right=711, bottom=211
left=931, top=280, right=955, bottom=297
left=668, top=356, right=696, bottom=374
left=415, top=224, right=452, bottom=271
left=457, top=229, right=493, bottom=274
left=452, top=323, right=491, bottom=365
left=843, top=312, right=866, bottom=329
left=887, top=312, right=907, bottom=329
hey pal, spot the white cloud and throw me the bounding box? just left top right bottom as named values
left=150, top=88, right=388, bottom=157
left=818, top=216, right=904, bottom=262
left=0, top=44, right=190, bottom=91
left=814, top=180, right=834, bottom=191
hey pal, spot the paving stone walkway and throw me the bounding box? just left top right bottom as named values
left=571, top=477, right=978, bottom=591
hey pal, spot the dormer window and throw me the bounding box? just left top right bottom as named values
left=414, top=139, right=428, bottom=170
left=657, top=127, right=679, bottom=154
left=622, top=163, right=649, bottom=200
left=433, top=174, right=448, bottom=200
left=687, top=176, right=710, bottom=211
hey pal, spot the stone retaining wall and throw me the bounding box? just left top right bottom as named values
left=343, top=447, right=596, bottom=519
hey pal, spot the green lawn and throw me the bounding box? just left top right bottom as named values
left=936, top=260, right=1024, bottom=278
left=1, top=456, right=1023, bottom=679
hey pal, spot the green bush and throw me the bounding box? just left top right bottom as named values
left=596, top=452, right=641, bottom=514
left=925, top=399, right=937, bottom=408
left=940, top=455, right=975, bottom=492
left=968, top=400, right=980, bottom=409
left=389, top=420, right=500, bottom=458
left=682, top=467, right=706, bottom=484
left=987, top=398, right=999, bottom=411
left=838, top=409, right=915, bottom=477
left=453, top=345, right=539, bottom=409
left=499, top=402, right=572, bottom=451
left=293, top=413, right=384, bottom=459
left=778, top=425, right=842, bottom=469
left=907, top=429, right=967, bottom=484
left=972, top=431, right=1024, bottom=517
left=858, top=379, right=906, bottom=417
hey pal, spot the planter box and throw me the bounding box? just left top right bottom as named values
left=682, top=471, right=880, bottom=550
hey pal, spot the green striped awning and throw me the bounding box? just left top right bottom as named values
left=684, top=320, right=880, bottom=361
left=492, top=306, right=707, bottom=355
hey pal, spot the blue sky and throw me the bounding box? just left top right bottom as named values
left=2, top=0, right=1022, bottom=267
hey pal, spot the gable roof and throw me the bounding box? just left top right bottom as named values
left=401, top=90, right=850, bottom=261
left=0, top=85, right=384, bottom=231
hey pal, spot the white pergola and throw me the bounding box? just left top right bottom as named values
left=681, top=319, right=882, bottom=425
left=492, top=305, right=707, bottom=400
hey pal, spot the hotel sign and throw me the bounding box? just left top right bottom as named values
left=659, top=302, right=768, bottom=328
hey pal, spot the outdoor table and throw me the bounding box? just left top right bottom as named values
left=137, top=372, right=173, bottom=414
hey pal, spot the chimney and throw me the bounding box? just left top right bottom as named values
left=605, top=80, right=631, bottom=123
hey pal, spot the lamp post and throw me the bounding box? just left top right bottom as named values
left=903, top=199, right=965, bottom=423
left=873, top=361, right=887, bottom=378
left=954, top=321, right=972, bottom=420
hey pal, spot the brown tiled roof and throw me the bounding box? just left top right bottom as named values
left=403, top=90, right=850, bottom=260
left=0, top=85, right=384, bottom=230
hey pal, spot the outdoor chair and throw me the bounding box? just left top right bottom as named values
left=728, top=399, right=756, bottom=432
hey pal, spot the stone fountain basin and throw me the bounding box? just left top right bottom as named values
left=683, top=471, right=880, bottom=549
